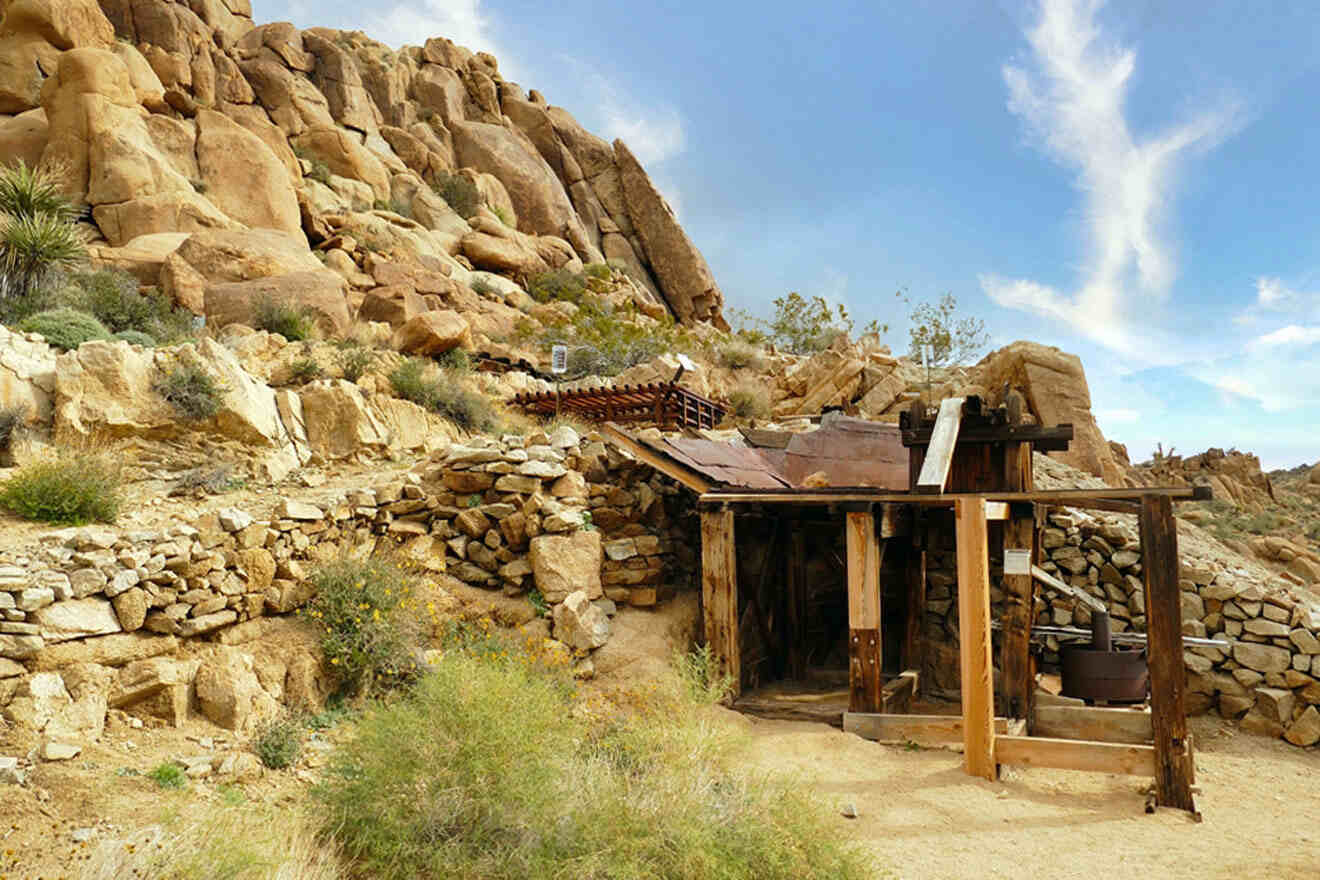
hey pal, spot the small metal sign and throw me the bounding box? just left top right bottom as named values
left=551, top=345, right=568, bottom=374
left=676, top=353, right=697, bottom=372
left=1004, top=549, right=1031, bottom=576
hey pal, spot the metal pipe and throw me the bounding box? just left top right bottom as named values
left=1090, top=609, right=1112, bottom=652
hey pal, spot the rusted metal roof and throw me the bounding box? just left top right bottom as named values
left=603, top=415, right=910, bottom=492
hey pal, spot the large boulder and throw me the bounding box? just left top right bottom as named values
left=0, top=323, right=57, bottom=426
left=450, top=119, right=597, bottom=259
left=195, top=109, right=302, bottom=236
left=971, top=342, right=1125, bottom=486
left=194, top=645, right=277, bottom=731
left=391, top=310, right=472, bottom=356
left=614, top=139, right=725, bottom=327
left=87, top=231, right=189, bottom=286
left=161, top=228, right=323, bottom=312
left=292, top=125, right=390, bottom=200
left=0, top=0, right=114, bottom=112
left=0, top=108, right=48, bottom=167
left=204, top=269, right=352, bottom=337
left=529, top=530, right=602, bottom=604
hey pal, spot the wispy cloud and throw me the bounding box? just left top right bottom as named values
left=1248, top=324, right=1320, bottom=350
left=982, top=0, right=1241, bottom=357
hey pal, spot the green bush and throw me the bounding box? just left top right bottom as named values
left=528, top=268, right=587, bottom=305
left=388, top=358, right=498, bottom=432
left=147, top=762, right=187, bottom=790
left=537, top=300, right=698, bottom=379
left=316, top=650, right=869, bottom=880
left=154, top=361, right=226, bottom=421
left=470, top=276, right=498, bottom=297
left=112, top=329, right=155, bottom=347
left=432, top=170, right=481, bottom=218
left=0, top=405, right=25, bottom=455
left=0, top=452, right=121, bottom=524
left=717, top=338, right=766, bottom=370
left=435, top=347, right=470, bottom=373
left=726, top=384, right=770, bottom=421
left=305, top=556, right=421, bottom=696
left=294, top=147, right=333, bottom=185
left=253, top=715, right=305, bottom=769
left=582, top=262, right=612, bottom=282
left=288, top=357, right=324, bottom=384
left=387, top=357, right=436, bottom=407
left=62, top=268, right=194, bottom=343
left=673, top=644, right=735, bottom=704
left=335, top=342, right=376, bottom=382
left=253, top=296, right=317, bottom=341
left=491, top=204, right=513, bottom=226
left=16, top=307, right=109, bottom=350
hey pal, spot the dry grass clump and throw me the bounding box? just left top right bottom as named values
left=316, top=642, right=870, bottom=880
left=725, top=383, right=771, bottom=421
left=716, top=338, right=766, bottom=370
left=80, top=802, right=341, bottom=880
left=0, top=450, right=121, bottom=524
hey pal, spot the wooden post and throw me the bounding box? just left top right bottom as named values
left=701, top=508, right=740, bottom=697
left=902, top=540, right=926, bottom=692
left=955, top=497, right=996, bottom=780
left=1139, top=494, right=1196, bottom=812
left=846, top=510, right=883, bottom=713
left=1000, top=441, right=1036, bottom=722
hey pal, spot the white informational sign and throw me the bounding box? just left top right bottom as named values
left=1004, top=549, right=1031, bottom=576
left=551, top=345, right=568, bottom=375
left=676, top=353, right=697, bottom=372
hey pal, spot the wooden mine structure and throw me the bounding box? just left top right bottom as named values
left=602, top=398, right=1211, bottom=815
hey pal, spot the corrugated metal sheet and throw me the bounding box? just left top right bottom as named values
left=662, top=438, right=792, bottom=489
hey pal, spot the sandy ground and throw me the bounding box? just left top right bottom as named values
left=736, top=713, right=1319, bottom=880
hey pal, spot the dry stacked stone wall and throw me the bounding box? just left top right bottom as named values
left=922, top=507, right=1320, bottom=748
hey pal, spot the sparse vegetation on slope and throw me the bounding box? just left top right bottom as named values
left=63, top=268, right=195, bottom=344
left=155, top=361, right=226, bottom=421
left=388, top=356, right=499, bottom=431
left=253, top=296, right=318, bottom=341
left=0, top=451, right=121, bottom=524
left=432, top=169, right=482, bottom=218
left=16, top=307, right=110, bottom=350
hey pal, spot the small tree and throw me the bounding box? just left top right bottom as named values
left=733, top=292, right=889, bottom=355
left=905, top=292, right=988, bottom=367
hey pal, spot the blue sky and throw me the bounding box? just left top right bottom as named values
left=256, top=0, right=1320, bottom=470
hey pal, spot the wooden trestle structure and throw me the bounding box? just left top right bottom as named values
left=512, top=383, right=726, bottom=430
left=616, top=397, right=1208, bottom=815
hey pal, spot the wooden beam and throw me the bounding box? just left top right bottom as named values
left=995, top=735, right=1157, bottom=776
left=846, top=511, right=883, bottom=713
left=1031, top=565, right=1107, bottom=614
left=1033, top=705, right=1152, bottom=745
left=902, top=544, right=926, bottom=691
left=698, top=486, right=1211, bottom=506
left=1000, top=441, right=1035, bottom=722
left=955, top=497, right=996, bottom=780
left=700, top=508, right=740, bottom=696
left=1140, top=494, right=1197, bottom=812
left=844, top=713, right=1015, bottom=745
left=602, top=423, right=713, bottom=494
left=914, top=396, right=965, bottom=493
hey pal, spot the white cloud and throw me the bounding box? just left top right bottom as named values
left=371, top=0, right=495, bottom=52
left=984, top=0, right=1240, bottom=356
left=602, top=105, right=685, bottom=166
left=1256, top=276, right=1294, bottom=308
left=1248, top=324, right=1320, bottom=349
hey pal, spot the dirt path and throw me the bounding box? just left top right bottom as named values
left=735, top=714, right=1318, bottom=880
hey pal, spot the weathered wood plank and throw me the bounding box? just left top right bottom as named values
left=846, top=512, right=883, bottom=713
left=995, top=735, right=1157, bottom=776
left=844, top=713, right=1014, bottom=744
left=955, top=497, right=996, bottom=780
left=915, top=396, right=965, bottom=493
left=1141, top=494, right=1197, bottom=812
left=1033, top=705, right=1153, bottom=744
left=1000, top=441, right=1036, bottom=722
left=700, top=508, right=740, bottom=696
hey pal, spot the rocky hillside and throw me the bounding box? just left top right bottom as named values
left=0, top=0, right=726, bottom=350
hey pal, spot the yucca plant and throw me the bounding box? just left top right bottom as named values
left=0, top=211, right=86, bottom=309
left=0, top=160, right=75, bottom=223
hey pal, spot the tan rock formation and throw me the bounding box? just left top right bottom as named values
left=205, top=270, right=352, bottom=337
left=195, top=109, right=301, bottom=235
left=391, top=310, right=472, bottom=356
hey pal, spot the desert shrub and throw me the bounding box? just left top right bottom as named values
left=16, top=307, right=109, bottom=350
left=0, top=452, right=121, bottom=524
left=335, top=342, right=376, bottom=382
left=491, top=203, right=513, bottom=226
left=147, top=762, right=187, bottom=789
left=112, top=329, right=156, bottom=347
left=389, top=357, right=497, bottom=431
left=470, top=276, right=498, bottom=297
left=717, top=338, right=766, bottom=370
left=0, top=405, right=25, bottom=455
left=726, top=384, right=770, bottom=421
left=0, top=160, right=74, bottom=223
left=528, top=268, right=587, bottom=305
left=432, top=170, right=481, bottom=218
left=435, top=346, right=470, bottom=373
left=253, top=715, right=305, bottom=769
left=253, top=296, right=316, bottom=341
left=288, top=356, right=324, bottom=384
left=537, top=300, right=697, bottom=379
left=673, top=644, right=735, bottom=704
left=294, top=147, right=333, bottom=185
left=305, top=556, right=421, bottom=696
left=62, top=268, right=194, bottom=343
left=582, top=261, right=612, bottom=283
left=155, top=361, right=226, bottom=421
left=316, top=649, right=868, bottom=880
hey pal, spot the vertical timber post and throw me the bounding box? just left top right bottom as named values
left=956, top=496, right=996, bottom=780
left=1139, top=494, right=1196, bottom=812
left=1000, top=441, right=1036, bottom=723
left=902, top=525, right=926, bottom=692
left=846, top=510, right=883, bottom=713
left=700, top=507, right=740, bottom=697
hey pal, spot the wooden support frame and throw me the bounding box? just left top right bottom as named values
left=700, top=508, right=740, bottom=696
left=955, top=497, right=996, bottom=780
left=1140, top=494, right=1197, bottom=812
left=1033, top=705, right=1152, bottom=745
left=845, top=713, right=1017, bottom=745
left=995, top=736, right=1156, bottom=776
left=846, top=511, right=884, bottom=713
left=914, top=396, right=965, bottom=493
